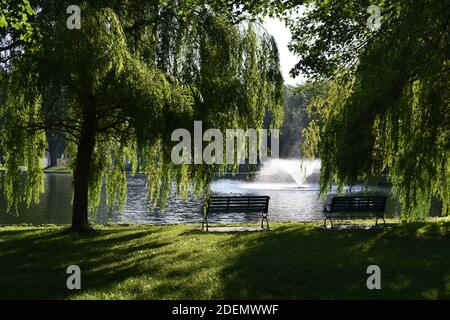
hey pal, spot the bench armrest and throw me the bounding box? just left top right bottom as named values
left=323, top=203, right=331, bottom=212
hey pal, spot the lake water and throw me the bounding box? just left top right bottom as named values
left=0, top=172, right=396, bottom=226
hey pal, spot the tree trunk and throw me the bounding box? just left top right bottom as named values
left=47, top=132, right=59, bottom=167
left=72, top=107, right=97, bottom=232
left=49, top=148, right=58, bottom=167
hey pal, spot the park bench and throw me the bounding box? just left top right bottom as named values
left=202, top=195, right=270, bottom=231
left=323, top=195, right=387, bottom=228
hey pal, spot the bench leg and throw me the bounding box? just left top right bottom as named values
left=324, top=214, right=334, bottom=228
left=202, top=216, right=209, bottom=232
left=375, top=214, right=386, bottom=228
left=261, top=212, right=269, bottom=229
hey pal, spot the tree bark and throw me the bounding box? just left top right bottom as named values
left=49, top=148, right=58, bottom=167
left=72, top=106, right=97, bottom=232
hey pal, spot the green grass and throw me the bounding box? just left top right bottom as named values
left=1, top=219, right=450, bottom=299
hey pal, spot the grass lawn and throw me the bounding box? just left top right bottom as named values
left=1, top=220, right=449, bottom=299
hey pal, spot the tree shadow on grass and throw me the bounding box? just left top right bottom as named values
left=2, top=223, right=449, bottom=299
left=0, top=227, right=174, bottom=299
left=0, top=225, right=237, bottom=299
left=218, top=223, right=450, bottom=299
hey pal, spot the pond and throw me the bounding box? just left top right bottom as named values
left=0, top=159, right=396, bottom=225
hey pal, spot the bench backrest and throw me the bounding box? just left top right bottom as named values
left=331, top=196, right=386, bottom=212
left=207, top=196, right=270, bottom=213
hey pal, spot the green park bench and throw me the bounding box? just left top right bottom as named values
left=323, top=195, right=387, bottom=228
left=202, top=195, right=270, bottom=231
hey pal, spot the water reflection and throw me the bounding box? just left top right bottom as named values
left=0, top=174, right=73, bottom=225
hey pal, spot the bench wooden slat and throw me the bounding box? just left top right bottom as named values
left=210, top=195, right=269, bottom=198
left=209, top=204, right=268, bottom=208
left=209, top=200, right=269, bottom=203
left=209, top=206, right=269, bottom=211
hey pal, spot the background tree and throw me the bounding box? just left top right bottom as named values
left=1, top=0, right=284, bottom=231
left=277, top=83, right=327, bottom=158
left=278, top=85, right=306, bottom=157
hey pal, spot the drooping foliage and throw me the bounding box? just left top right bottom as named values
left=293, top=0, right=449, bottom=220
left=0, top=0, right=35, bottom=41
left=296, top=81, right=328, bottom=159
left=1, top=0, right=38, bottom=67
left=1, top=0, right=284, bottom=229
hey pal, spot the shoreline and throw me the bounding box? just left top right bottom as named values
left=1, top=217, right=449, bottom=228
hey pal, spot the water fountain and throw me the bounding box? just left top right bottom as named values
left=256, top=159, right=321, bottom=186
left=211, top=158, right=322, bottom=192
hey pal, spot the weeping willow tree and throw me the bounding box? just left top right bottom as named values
left=1, top=1, right=284, bottom=231
left=293, top=0, right=449, bottom=220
